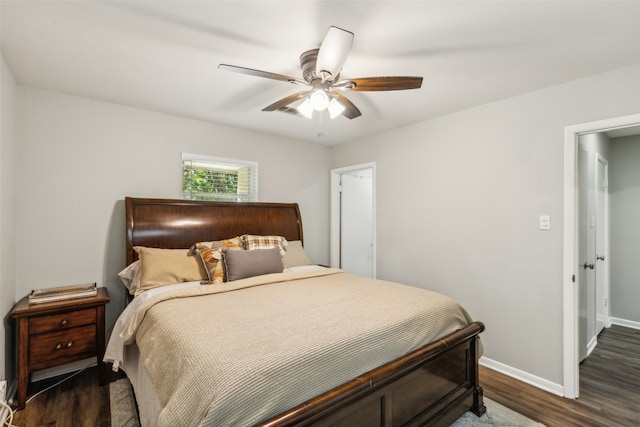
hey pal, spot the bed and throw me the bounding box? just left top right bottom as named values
left=105, top=197, right=485, bottom=426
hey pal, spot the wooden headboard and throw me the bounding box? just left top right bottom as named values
left=125, top=197, right=303, bottom=265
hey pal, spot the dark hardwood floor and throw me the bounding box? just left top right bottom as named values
left=9, top=367, right=118, bottom=427
left=9, top=325, right=639, bottom=427
left=483, top=325, right=640, bottom=427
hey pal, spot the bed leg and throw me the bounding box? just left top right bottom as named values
left=471, top=333, right=487, bottom=417
left=472, top=386, right=486, bottom=417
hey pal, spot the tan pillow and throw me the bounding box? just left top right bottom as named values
left=283, top=240, right=312, bottom=268
left=133, top=247, right=208, bottom=296
left=195, top=237, right=243, bottom=284
left=240, top=235, right=288, bottom=256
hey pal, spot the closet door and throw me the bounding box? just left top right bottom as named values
left=340, top=170, right=373, bottom=278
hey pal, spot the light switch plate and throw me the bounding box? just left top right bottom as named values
left=539, top=215, right=551, bottom=230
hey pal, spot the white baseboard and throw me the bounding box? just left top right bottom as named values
left=5, top=379, right=17, bottom=407
left=610, top=317, right=640, bottom=330
left=586, top=335, right=597, bottom=357
left=480, top=356, right=564, bottom=397
left=31, top=357, right=96, bottom=382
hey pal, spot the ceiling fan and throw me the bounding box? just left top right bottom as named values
left=219, top=26, right=423, bottom=120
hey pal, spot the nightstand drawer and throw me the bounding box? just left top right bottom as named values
left=29, top=324, right=97, bottom=365
left=29, top=308, right=96, bottom=334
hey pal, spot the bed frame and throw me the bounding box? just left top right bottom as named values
left=125, top=197, right=485, bottom=426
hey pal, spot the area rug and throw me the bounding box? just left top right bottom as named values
left=110, top=377, right=544, bottom=427
left=109, top=378, right=140, bottom=427
left=451, top=398, right=546, bottom=426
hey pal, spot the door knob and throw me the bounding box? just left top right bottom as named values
left=583, top=262, right=595, bottom=270
left=596, top=255, right=605, bottom=261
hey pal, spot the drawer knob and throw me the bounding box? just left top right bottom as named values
left=54, top=341, right=73, bottom=350
left=59, top=319, right=69, bottom=327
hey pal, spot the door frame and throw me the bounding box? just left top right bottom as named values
left=330, top=162, right=376, bottom=278
left=563, top=113, right=640, bottom=398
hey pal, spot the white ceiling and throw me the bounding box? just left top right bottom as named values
left=2, top=1, right=640, bottom=146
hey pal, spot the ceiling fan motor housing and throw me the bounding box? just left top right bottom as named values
left=300, top=49, right=319, bottom=83
left=300, top=49, right=339, bottom=84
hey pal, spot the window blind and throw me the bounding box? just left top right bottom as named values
left=182, top=154, right=258, bottom=202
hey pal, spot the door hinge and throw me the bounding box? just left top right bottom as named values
left=572, top=274, right=575, bottom=283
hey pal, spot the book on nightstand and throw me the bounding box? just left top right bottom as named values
left=28, top=282, right=97, bottom=304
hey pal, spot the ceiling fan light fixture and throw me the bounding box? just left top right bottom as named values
left=220, top=26, right=421, bottom=123
left=328, top=97, right=346, bottom=119
left=309, top=89, right=330, bottom=111
left=297, top=98, right=314, bottom=119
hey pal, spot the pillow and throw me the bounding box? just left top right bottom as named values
left=223, top=247, right=284, bottom=281
left=117, top=260, right=142, bottom=295
left=240, top=235, right=288, bottom=256
left=133, top=247, right=208, bottom=296
left=194, top=237, right=243, bottom=284
left=282, top=240, right=312, bottom=268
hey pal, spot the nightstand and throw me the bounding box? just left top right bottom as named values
left=11, top=287, right=110, bottom=410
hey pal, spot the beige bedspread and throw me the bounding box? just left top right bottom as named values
left=121, top=268, right=474, bottom=427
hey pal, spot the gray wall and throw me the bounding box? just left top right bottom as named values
left=609, top=134, right=640, bottom=323
left=15, top=87, right=332, bottom=341
left=1, top=53, right=18, bottom=385
left=331, top=63, right=640, bottom=387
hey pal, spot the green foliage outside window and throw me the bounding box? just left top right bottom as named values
left=182, top=156, right=257, bottom=201
left=182, top=166, right=239, bottom=200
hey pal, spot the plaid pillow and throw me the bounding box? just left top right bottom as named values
left=240, top=235, right=288, bottom=256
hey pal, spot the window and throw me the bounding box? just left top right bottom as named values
left=182, top=153, right=258, bottom=202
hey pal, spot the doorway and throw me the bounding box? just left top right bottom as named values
left=563, top=113, right=640, bottom=398
left=330, top=163, right=376, bottom=278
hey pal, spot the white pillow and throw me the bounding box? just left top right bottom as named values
left=118, top=260, right=142, bottom=295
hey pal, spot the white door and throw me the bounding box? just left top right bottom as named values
left=330, top=163, right=376, bottom=278
left=340, top=170, right=374, bottom=277
left=594, top=155, right=609, bottom=335
left=577, top=145, right=590, bottom=362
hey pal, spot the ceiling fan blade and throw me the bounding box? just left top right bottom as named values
left=262, top=91, right=310, bottom=112
left=219, top=64, right=305, bottom=85
left=277, top=107, right=302, bottom=117
left=333, top=92, right=361, bottom=119
left=316, top=27, right=354, bottom=82
left=339, top=76, right=423, bottom=91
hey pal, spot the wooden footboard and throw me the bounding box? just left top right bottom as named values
left=258, top=321, right=486, bottom=427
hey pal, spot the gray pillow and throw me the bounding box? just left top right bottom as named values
left=222, top=247, right=284, bottom=281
